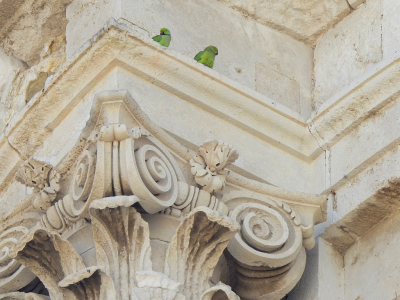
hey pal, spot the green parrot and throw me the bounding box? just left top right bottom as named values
left=152, top=27, right=171, bottom=47
left=194, top=46, right=218, bottom=68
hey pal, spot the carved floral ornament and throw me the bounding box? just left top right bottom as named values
left=0, top=90, right=325, bottom=300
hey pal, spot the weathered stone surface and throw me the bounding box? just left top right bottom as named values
left=256, top=63, right=301, bottom=114
left=348, top=0, right=366, bottom=9
left=313, top=0, right=382, bottom=108
left=0, top=0, right=72, bottom=66
left=344, top=210, right=400, bottom=300
left=0, top=49, right=26, bottom=93
left=5, top=1, right=400, bottom=299
left=215, top=0, right=351, bottom=46
left=66, top=0, right=314, bottom=116
left=382, top=0, right=400, bottom=59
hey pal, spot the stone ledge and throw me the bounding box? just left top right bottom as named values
left=1, top=18, right=318, bottom=173
left=309, top=51, right=400, bottom=153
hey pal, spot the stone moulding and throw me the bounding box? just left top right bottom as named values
left=0, top=89, right=326, bottom=299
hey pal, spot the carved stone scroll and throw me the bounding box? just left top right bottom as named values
left=0, top=227, right=36, bottom=294
left=228, top=203, right=303, bottom=268
left=224, top=192, right=307, bottom=300
left=2, top=90, right=325, bottom=299
left=71, top=123, right=182, bottom=216
left=119, top=128, right=180, bottom=213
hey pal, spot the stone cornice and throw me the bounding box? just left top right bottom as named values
left=1, top=18, right=399, bottom=198
left=309, top=51, right=400, bottom=152
left=4, top=18, right=400, bottom=173
left=2, top=18, right=318, bottom=162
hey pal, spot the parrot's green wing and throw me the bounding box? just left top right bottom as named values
left=194, top=51, right=214, bottom=68
left=194, top=51, right=205, bottom=62
left=152, top=35, right=162, bottom=43
left=152, top=35, right=171, bottom=47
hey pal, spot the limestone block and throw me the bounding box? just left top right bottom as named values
left=313, top=0, right=382, bottom=108
left=329, top=93, right=400, bottom=187
left=0, top=49, right=26, bottom=93
left=215, top=0, right=351, bottom=46
left=321, top=147, right=400, bottom=255
left=317, top=240, right=344, bottom=300
left=382, top=0, right=400, bottom=58
left=256, top=63, right=300, bottom=114
left=344, top=211, right=400, bottom=300
left=334, top=147, right=400, bottom=223
left=113, top=68, right=313, bottom=192
left=66, top=0, right=313, bottom=116
left=0, top=0, right=72, bottom=66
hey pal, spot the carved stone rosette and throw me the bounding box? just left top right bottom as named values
left=2, top=90, right=326, bottom=300
left=190, top=140, right=238, bottom=194
left=15, top=158, right=60, bottom=210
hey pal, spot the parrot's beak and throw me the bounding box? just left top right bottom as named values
left=216, top=51, right=219, bottom=55
left=160, top=30, right=164, bottom=35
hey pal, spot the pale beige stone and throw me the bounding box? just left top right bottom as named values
left=216, top=0, right=351, bottom=46
left=313, top=0, right=382, bottom=108
left=0, top=0, right=71, bottom=66
left=6, top=1, right=400, bottom=299
left=256, top=63, right=301, bottom=114
left=348, top=0, right=367, bottom=9
left=66, top=0, right=314, bottom=116
left=190, top=140, right=238, bottom=194
left=343, top=210, right=400, bottom=300
left=382, top=0, right=400, bottom=58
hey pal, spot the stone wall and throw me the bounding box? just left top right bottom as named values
left=1, top=0, right=400, bottom=299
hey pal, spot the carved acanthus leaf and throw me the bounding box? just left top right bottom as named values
left=9, top=227, right=89, bottom=300
left=59, top=267, right=116, bottom=300
left=0, top=227, right=36, bottom=294
left=0, top=292, right=48, bottom=299
left=164, top=207, right=240, bottom=300
left=132, top=271, right=185, bottom=300
left=89, top=196, right=153, bottom=300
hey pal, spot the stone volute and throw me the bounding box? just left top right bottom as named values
left=0, top=90, right=326, bottom=300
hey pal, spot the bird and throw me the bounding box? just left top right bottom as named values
left=152, top=27, right=171, bottom=47
left=194, top=46, right=218, bottom=68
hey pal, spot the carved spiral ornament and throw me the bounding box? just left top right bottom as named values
left=120, top=136, right=179, bottom=214
left=241, top=210, right=289, bottom=252
left=72, top=150, right=96, bottom=202
left=228, top=203, right=303, bottom=269
left=0, top=227, right=36, bottom=293
left=136, top=145, right=173, bottom=195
